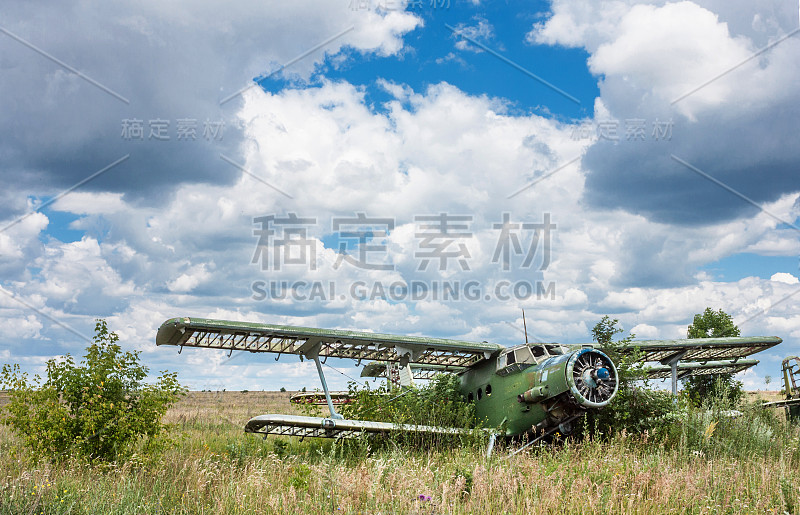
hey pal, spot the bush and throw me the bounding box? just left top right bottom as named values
left=582, top=385, right=677, bottom=438
left=339, top=374, right=479, bottom=448
left=0, top=320, right=185, bottom=463
left=341, top=374, right=474, bottom=428
left=683, top=374, right=744, bottom=408
left=579, top=316, right=680, bottom=438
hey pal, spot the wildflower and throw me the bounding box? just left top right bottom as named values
left=418, top=494, right=431, bottom=502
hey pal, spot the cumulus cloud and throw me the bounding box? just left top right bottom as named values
left=0, top=0, right=421, bottom=220
left=530, top=0, right=800, bottom=225
left=4, top=73, right=798, bottom=389
left=771, top=272, right=799, bottom=285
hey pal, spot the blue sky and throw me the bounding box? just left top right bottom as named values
left=1, top=0, right=799, bottom=392
left=281, top=1, right=599, bottom=120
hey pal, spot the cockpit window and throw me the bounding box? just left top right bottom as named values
left=497, top=343, right=572, bottom=374
left=498, top=345, right=537, bottom=374
left=514, top=347, right=534, bottom=364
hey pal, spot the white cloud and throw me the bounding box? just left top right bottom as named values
left=51, top=193, right=127, bottom=215
left=770, top=272, right=799, bottom=285
left=452, top=16, right=495, bottom=52
left=167, top=264, right=212, bottom=293
left=630, top=323, right=659, bottom=338
left=530, top=1, right=800, bottom=225
left=0, top=314, right=43, bottom=340
left=588, top=2, right=754, bottom=115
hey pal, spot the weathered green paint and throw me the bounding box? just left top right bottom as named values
left=459, top=346, right=617, bottom=435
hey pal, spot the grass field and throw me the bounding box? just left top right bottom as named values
left=1, top=390, right=799, bottom=514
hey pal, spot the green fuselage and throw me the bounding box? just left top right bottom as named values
left=458, top=345, right=617, bottom=436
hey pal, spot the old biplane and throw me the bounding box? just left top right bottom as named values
left=156, top=317, right=781, bottom=446
left=762, top=356, right=800, bottom=422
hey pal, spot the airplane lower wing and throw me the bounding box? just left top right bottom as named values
left=641, top=359, right=761, bottom=379
left=761, top=398, right=800, bottom=409
left=245, top=414, right=476, bottom=439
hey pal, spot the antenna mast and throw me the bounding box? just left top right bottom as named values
left=522, top=309, right=529, bottom=344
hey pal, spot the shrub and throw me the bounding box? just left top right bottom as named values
left=341, top=374, right=474, bottom=428
left=683, top=374, right=744, bottom=408
left=580, top=316, right=680, bottom=437
left=339, top=374, right=479, bottom=448
left=0, top=320, right=185, bottom=463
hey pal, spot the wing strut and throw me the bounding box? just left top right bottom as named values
left=663, top=350, right=688, bottom=397
left=305, top=342, right=343, bottom=420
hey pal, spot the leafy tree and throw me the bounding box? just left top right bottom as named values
left=581, top=316, right=674, bottom=437
left=591, top=316, right=644, bottom=385
left=687, top=308, right=740, bottom=339
left=682, top=308, right=744, bottom=406
left=1, top=320, right=184, bottom=463
left=591, top=315, right=625, bottom=346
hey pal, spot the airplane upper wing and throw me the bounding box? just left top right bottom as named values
left=156, top=317, right=503, bottom=367
left=583, top=336, right=782, bottom=378
left=157, top=317, right=781, bottom=374
left=586, top=336, right=781, bottom=363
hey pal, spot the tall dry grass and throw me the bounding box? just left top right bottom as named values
left=1, top=391, right=798, bottom=514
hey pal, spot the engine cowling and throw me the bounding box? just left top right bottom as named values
left=565, top=348, right=619, bottom=408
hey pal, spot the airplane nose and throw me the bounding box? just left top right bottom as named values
left=566, top=349, right=618, bottom=409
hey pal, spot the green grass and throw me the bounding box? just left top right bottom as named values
left=1, top=391, right=799, bottom=514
